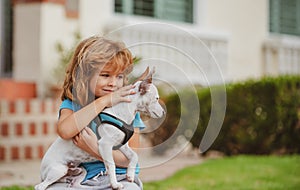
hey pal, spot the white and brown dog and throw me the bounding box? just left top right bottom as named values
left=35, top=68, right=164, bottom=190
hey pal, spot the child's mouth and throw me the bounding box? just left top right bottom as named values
left=103, top=89, right=114, bottom=93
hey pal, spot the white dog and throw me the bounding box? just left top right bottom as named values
left=35, top=68, right=165, bottom=190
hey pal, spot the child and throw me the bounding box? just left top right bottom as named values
left=47, top=36, right=144, bottom=189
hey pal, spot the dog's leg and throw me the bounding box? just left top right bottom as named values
left=98, top=138, right=124, bottom=190
left=59, top=167, right=87, bottom=188
left=119, top=143, right=138, bottom=182
left=35, top=164, right=68, bottom=190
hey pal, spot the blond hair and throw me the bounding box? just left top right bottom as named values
left=61, top=36, right=133, bottom=106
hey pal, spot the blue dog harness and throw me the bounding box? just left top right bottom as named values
left=98, top=112, right=134, bottom=147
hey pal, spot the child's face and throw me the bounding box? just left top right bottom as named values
left=89, top=65, right=125, bottom=98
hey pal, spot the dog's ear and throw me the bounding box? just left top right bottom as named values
left=139, top=67, right=155, bottom=95
left=134, top=67, right=150, bottom=83
left=139, top=80, right=150, bottom=95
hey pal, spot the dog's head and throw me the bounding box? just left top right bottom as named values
left=134, top=68, right=165, bottom=118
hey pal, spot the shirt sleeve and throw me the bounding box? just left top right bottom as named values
left=59, top=99, right=81, bottom=118
left=133, top=112, right=146, bottom=130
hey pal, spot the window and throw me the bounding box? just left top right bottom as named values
left=269, top=0, right=300, bottom=36
left=115, top=0, right=193, bottom=23
left=133, top=0, right=154, bottom=17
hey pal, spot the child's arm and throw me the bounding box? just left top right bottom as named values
left=72, top=127, right=103, bottom=160
left=73, top=127, right=140, bottom=168
left=129, top=128, right=140, bottom=151
left=57, top=106, right=104, bottom=139
left=57, top=85, right=134, bottom=139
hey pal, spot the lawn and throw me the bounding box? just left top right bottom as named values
left=144, top=155, right=300, bottom=190
left=1, top=155, right=299, bottom=190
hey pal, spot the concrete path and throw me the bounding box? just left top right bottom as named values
left=0, top=152, right=202, bottom=187
left=139, top=152, right=201, bottom=182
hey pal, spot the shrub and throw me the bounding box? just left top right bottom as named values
left=146, top=75, right=300, bottom=155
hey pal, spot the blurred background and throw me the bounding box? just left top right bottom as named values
left=0, top=0, right=300, bottom=187
left=1, top=0, right=299, bottom=98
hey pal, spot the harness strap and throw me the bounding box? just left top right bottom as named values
left=99, top=112, right=134, bottom=146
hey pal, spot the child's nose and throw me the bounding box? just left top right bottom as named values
left=108, top=77, right=117, bottom=86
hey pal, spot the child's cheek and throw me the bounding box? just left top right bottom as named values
left=117, top=79, right=124, bottom=88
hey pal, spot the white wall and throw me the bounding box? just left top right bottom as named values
left=14, top=3, right=42, bottom=83
left=80, top=0, right=114, bottom=38
left=204, top=0, right=268, bottom=81
left=13, top=2, right=78, bottom=97
left=40, top=3, right=78, bottom=86
left=12, top=0, right=271, bottom=97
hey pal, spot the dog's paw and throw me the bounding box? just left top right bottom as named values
left=67, top=167, right=82, bottom=176
left=34, top=183, right=47, bottom=190
left=126, top=174, right=135, bottom=182
left=126, top=168, right=135, bottom=182
left=111, top=182, right=124, bottom=190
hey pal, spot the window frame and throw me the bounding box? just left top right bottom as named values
left=269, top=0, right=300, bottom=36
left=114, top=0, right=194, bottom=24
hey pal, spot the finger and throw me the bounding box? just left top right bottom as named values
left=118, top=85, right=130, bottom=91
left=126, top=84, right=135, bottom=88
left=122, top=97, right=132, bottom=103
left=130, top=90, right=136, bottom=95
left=120, top=91, right=132, bottom=97
left=122, top=87, right=136, bottom=96
left=115, top=91, right=128, bottom=98
left=81, top=128, right=88, bottom=137
left=121, top=84, right=135, bottom=91
left=84, top=127, right=93, bottom=135
left=72, top=137, right=78, bottom=144
left=126, top=85, right=136, bottom=94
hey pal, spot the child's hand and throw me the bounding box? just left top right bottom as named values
left=73, top=127, right=99, bottom=157
left=103, top=84, right=135, bottom=107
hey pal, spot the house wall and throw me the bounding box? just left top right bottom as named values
left=13, top=3, right=42, bottom=84
left=11, top=0, right=271, bottom=98
left=12, top=0, right=300, bottom=95
left=205, top=0, right=268, bottom=81
left=79, top=0, right=113, bottom=38
left=13, top=1, right=78, bottom=97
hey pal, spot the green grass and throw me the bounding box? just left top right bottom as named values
left=144, top=155, right=300, bottom=190
left=0, top=186, right=32, bottom=190
left=1, top=155, right=299, bottom=190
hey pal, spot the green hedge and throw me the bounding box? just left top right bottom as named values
left=147, top=76, right=300, bottom=155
